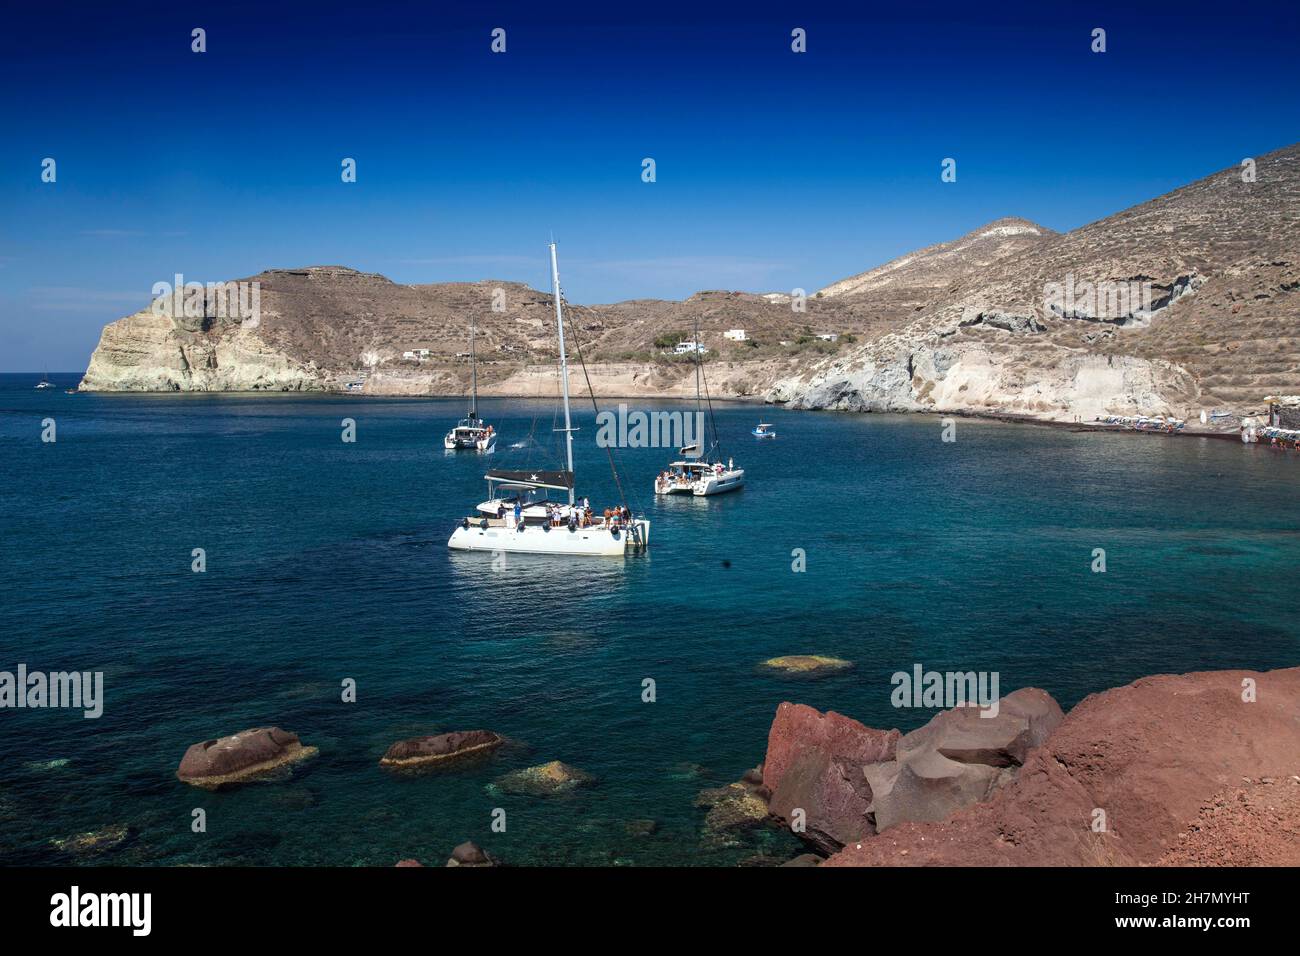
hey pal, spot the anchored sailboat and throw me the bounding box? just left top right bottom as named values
left=443, top=317, right=496, bottom=452
left=447, top=242, right=649, bottom=556
left=654, top=315, right=744, bottom=497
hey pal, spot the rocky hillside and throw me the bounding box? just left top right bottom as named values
left=771, top=143, right=1300, bottom=424
left=77, top=268, right=897, bottom=397
left=81, top=143, right=1300, bottom=421
left=816, top=216, right=1055, bottom=300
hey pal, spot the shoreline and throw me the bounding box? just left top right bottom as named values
left=64, top=383, right=1255, bottom=441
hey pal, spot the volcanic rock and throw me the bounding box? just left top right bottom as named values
left=825, top=667, right=1300, bottom=866
left=446, top=841, right=497, bottom=867
left=762, top=703, right=899, bottom=852
left=901, top=687, right=1064, bottom=767
left=379, top=730, right=503, bottom=769
left=176, top=727, right=318, bottom=789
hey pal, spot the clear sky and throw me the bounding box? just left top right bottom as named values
left=1, top=0, right=1297, bottom=371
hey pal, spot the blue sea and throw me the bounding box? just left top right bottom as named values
left=2, top=372, right=1298, bottom=866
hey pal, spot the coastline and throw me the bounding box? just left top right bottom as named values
left=68, top=378, right=1250, bottom=442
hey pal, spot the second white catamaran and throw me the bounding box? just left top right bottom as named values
left=447, top=242, right=650, bottom=556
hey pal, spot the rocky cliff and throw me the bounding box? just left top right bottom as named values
left=81, top=143, right=1300, bottom=421
left=770, top=143, right=1300, bottom=425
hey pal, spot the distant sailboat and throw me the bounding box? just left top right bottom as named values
left=443, top=317, right=496, bottom=452
left=447, top=242, right=649, bottom=556
left=35, top=371, right=54, bottom=389
left=654, top=315, right=744, bottom=497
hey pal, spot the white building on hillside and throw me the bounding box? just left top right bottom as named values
left=723, top=329, right=747, bottom=341
left=673, top=340, right=709, bottom=355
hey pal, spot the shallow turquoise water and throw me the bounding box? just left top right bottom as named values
left=1, top=372, right=1298, bottom=866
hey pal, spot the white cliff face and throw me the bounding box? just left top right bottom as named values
left=80, top=307, right=325, bottom=392
left=768, top=339, right=1197, bottom=421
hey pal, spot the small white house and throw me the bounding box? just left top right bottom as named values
left=816, top=333, right=839, bottom=342
left=402, top=348, right=433, bottom=361
left=673, top=341, right=709, bottom=355
left=723, top=329, right=747, bottom=342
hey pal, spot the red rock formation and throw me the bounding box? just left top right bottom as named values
left=379, top=730, right=503, bottom=768
left=176, top=727, right=317, bottom=789
left=762, top=703, right=899, bottom=852
left=825, top=667, right=1300, bottom=866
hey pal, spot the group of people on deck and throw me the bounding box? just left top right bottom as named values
left=497, top=497, right=632, bottom=531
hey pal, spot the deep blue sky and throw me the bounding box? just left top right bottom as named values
left=1, top=0, right=1296, bottom=370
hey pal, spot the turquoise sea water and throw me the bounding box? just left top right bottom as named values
left=2, top=372, right=1298, bottom=866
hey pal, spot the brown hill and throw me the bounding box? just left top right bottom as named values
left=81, top=143, right=1300, bottom=419
left=772, top=143, right=1300, bottom=423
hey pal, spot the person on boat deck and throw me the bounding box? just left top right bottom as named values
left=496, top=503, right=506, bottom=524
left=513, top=502, right=523, bottom=528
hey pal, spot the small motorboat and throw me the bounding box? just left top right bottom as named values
left=752, top=422, right=776, bottom=438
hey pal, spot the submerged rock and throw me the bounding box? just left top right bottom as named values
left=625, top=818, right=660, bottom=838
left=394, top=859, right=424, bottom=867
left=759, top=655, right=854, bottom=677
left=51, top=824, right=130, bottom=856
left=697, top=767, right=774, bottom=841
left=492, top=760, right=595, bottom=797
left=24, top=758, right=70, bottom=772
left=702, top=785, right=770, bottom=832
left=379, top=730, right=503, bottom=769
left=176, top=727, right=318, bottom=789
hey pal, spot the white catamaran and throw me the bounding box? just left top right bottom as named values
left=443, top=317, right=496, bottom=452
left=653, top=316, right=744, bottom=497
left=447, top=243, right=650, bottom=557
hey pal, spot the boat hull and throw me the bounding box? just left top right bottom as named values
left=448, top=520, right=649, bottom=556
left=653, top=480, right=696, bottom=496
left=693, top=470, right=745, bottom=496
left=444, top=432, right=496, bottom=452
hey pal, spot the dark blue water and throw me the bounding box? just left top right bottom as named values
left=2, top=372, right=1298, bottom=866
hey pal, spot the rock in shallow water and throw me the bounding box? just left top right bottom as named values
left=759, top=655, right=854, bottom=677
left=492, top=760, right=595, bottom=797
left=379, top=730, right=503, bottom=769
left=176, top=727, right=318, bottom=789
left=446, top=841, right=497, bottom=866
left=51, top=824, right=131, bottom=856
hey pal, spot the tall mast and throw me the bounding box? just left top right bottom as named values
left=550, top=241, right=576, bottom=506
left=469, top=316, right=478, bottom=419
left=694, top=313, right=702, bottom=423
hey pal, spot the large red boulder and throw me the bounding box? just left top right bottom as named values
left=177, top=727, right=317, bottom=789
left=762, top=703, right=899, bottom=852
left=379, top=730, right=503, bottom=769
left=825, top=667, right=1300, bottom=866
